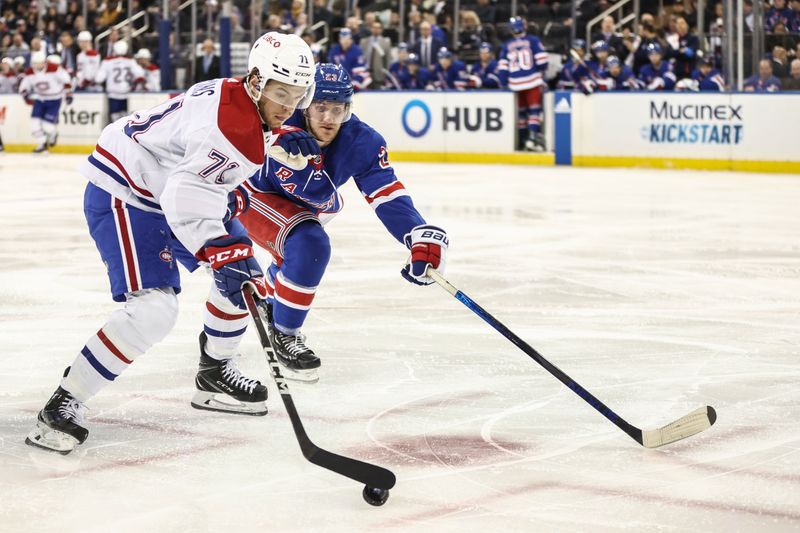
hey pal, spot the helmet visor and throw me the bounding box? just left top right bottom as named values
left=261, top=81, right=312, bottom=109
left=306, top=100, right=352, bottom=124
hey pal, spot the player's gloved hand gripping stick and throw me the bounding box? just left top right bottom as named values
left=198, top=235, right=268, bottom=310
left=426, top=267, right=717, bottom=448
left=401, top=225, right=448, bottom=285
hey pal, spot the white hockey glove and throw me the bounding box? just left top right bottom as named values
left=401, top=225, right=448, bottom=286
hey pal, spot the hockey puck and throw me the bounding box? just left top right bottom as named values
left=362, top=485, right=389, bottom=506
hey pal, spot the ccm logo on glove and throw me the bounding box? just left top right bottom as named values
left=204, top=242, right=253, bottom=266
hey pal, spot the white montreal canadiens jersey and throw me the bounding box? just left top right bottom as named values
left=143, top=65, right=161, bottom=92
left=76, top=50, right=102, bottom=90
left=95, top=56, right=145, bottom=98
left=18, top=64, right=72, bottom=100
left=79, top=78, right=272, bottom=253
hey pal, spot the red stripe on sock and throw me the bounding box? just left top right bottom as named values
left=206, top=301, right=248, bottom=321
left=275, top=278, right=315, bottom=307
left=97, top=328, right=133, bottom=364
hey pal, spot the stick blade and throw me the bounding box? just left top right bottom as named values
left=641, top=406, right=717, bottom=448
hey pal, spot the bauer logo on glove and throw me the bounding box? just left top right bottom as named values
left=401, top=224, right=448, bottom=286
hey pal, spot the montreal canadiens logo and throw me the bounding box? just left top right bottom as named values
left=159, top=247, right=173, bottom=262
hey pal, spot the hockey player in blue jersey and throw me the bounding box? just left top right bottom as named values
left=638, top=42, right=676, bottom=91
left=399, top=53, right=434, bottom=90
left=328, top=28, right=371, bottom=90
left=385, top=42, right=411, bottom=89
left=470, top=42, right=501, bottom=89
left=602, top=55, right=641, bottom=91
left=432, top=47, right=471, bottom=90
left=691, top=56, right=725, bottom=91
left=498, top=16, right=549, bottom=151
left=558, top=39, right=592, bottom=92
left=229, top=63, right=448, bottom=382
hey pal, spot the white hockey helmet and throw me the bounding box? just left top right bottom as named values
left=30, top=50, right=46, bottom=68
left=14, top=55, right=25, bottom=67
left=77, top=31, right=93, bottom=42
left=113, top=40, right=129, bottom=57
left=246, top=32, right=315, bottom=109
left=47, top=54, right=62, bottom=65
left=134, top=48, right=152, bottom=60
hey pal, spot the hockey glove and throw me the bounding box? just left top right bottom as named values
left=199, top=235, right=268, bottom=309
left=65, top=94, right=74, bottom=105
left=223, top=184, right=250, bottom=224
left=272, top=126, right=321, bottom=158
left=401, top=225, right=448, bottom=286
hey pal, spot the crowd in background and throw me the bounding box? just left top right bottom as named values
left=1, top=0, right=800, bottom=94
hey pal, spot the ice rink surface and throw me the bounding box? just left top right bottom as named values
left=1, top=154, right=799, bottom=533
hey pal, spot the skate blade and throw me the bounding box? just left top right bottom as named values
left=25, top=421, right=78, bottom=455
left=278, top=365, right=319, bottom=384
left=191, top=390, right=268, bottom=416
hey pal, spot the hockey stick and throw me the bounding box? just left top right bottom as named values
left=426, top=268, right=717, bottom=448
left=243, top=289, right=397, bottom=491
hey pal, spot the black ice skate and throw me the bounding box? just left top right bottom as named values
left=32, top=143, right=48, bottom=154
left=259, top=301, right=321, bottom=383
left=191, top=332, right=268, bottom=416
left=26, top=380, right=89, bottom=455
left=48, top=133, right=58, bottom=149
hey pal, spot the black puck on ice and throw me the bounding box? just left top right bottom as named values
left=362, top=485, right=389, bottom=506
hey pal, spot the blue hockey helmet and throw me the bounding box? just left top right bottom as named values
left=398, top=41, right=409, bottom=51
left=308, top=63, right=353, bottom=123
left=645, top=42, right=663, bottom=56
left=571, top=38, right=587, bottom=51
left=339, top=28, right=353, bottom=40
left=407, top=52, right=420, bottom=65
left=591, top=39, right=609, bottom=53
left=479, top=41, right=493, bottom=53
left=606, top=55, right=621, bottom=68
left=509, top=16, right=525, bottom=35
left=437, top=47, right=453, bottom=60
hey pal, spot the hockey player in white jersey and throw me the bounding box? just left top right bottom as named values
left=95, top=40, right=145, bottom=122
left=134, top=48, right=161, bottom=91
left=18, top=51, right=73, bottom=153
left=0, top=57, right=17, bottom=93
left=26, top=32, right=319, bottom=454
left=75, top=31, right=102, bottom=92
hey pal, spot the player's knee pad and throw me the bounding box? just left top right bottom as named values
left=105, top=287, right=179, bottom=356
left=286, top=221, right=332, bottom=269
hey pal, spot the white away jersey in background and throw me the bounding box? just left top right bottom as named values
left=142, top=64, right=161, bottom=92
left=95, top=56, right=145, bottom=98
left=76, top=49, right=102, bottom=91
left=80, top=78, right=271, bottom=253
left=18, top=64, right=72, bottom=100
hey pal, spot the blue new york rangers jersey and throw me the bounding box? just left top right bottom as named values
left=432, top=60, right=470, bottom=90
left=470, top=59, right=501, bottom=89
left=692, top=68, right=725, bottom=91
left=603, top=65, right=641, bottom=91
left=249, top=112, right=425, bottom=243
left=498, top=35, right=548, bottom=91
left=327, top=43, right=371, bottom=90
left=557, top=58, right=591, bottom=91
left=399, top=67, right=433, bottom=90
left=638, top=61, right=677, bottom=91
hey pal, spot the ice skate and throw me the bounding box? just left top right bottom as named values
left=259, top=301, right=320, bottom=383
left=25, top=380, right=89, bottom=455
left=524, top=134, right=545, bottom=153
left=192, top=332, right=268, bottom=416
left=32, top=143, right=48, bottom=154
left=47, top=133, right=59, bottom=149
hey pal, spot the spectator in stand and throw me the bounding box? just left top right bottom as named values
left=406, top=11, right=423, bottom=47
left=363, top=18, right=392, bottom=89
left=345, top=15, right=369, bottom=45
left=470, top=42, right=501, bottom=89
left=602, top=55, right=641, bottom=91
left=97, top=0, right=123, bottom=30
left=783, top=59, right=800, bottom=90
left=135, top=48, right=160, bottom=92
left=475, top=0, right=497, bottom=25
left=425, top=13, right=448, bottom=45
left=7, top=32, right=30, bottom=66
left=593, top=16, right=627, bottom=61
left=101, top=28, right=121, bottom=58
left=312, top=0, right=335, bottom=37
left=765, top=0, right=796, bottom=31
left=770, top=45, right=790, bottom=78
left=431, top=47, right=469, bottom=90
left=195, top=38, right=220, bottom=83
left=59, top=31, right=80, bottom=75
left=457, top=10, right=493, bottom=66
left=744, top=59, right=782, bottom=91
left=414, top=21, right=445, bottom=69
left=691, top=55, right=725, bottom=91
left=638, top=43, right=677, bottom=91
left=328, top=28, right=371, bottom=90
left=264, top=14, right=282, bottom=33
left=76, top=31, right=102, bottom=92
left=558, top=39, right=592, bottom=91
left=666, top=16, right=699, bottom=80
left=792, top=0, right=800, bottom=31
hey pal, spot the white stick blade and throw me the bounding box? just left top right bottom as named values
left=641, top=406, right=717, bottom=448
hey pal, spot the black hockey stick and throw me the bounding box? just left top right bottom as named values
left=427, top=269, right=717, bottom=448
left=243, top=289, right=396, bottom=490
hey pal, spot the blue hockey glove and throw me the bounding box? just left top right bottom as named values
left=272, top=126, right=321, bottom=158
left=223, top=184, right=250, bottom=224
left=199, top=235, right=268, bottom=309
left=401, top=225, right=448, bottom=286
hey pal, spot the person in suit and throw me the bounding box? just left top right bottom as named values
left=413, top=21, right=444, bottom=69
left=195, top=39, right=220, bottom=82
left=362, top=19, right=392, bottom=88
left=58, top=31, right=80, bottom=75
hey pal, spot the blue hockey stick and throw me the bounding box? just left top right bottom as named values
left=426, top=268, right=716, bottom=448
